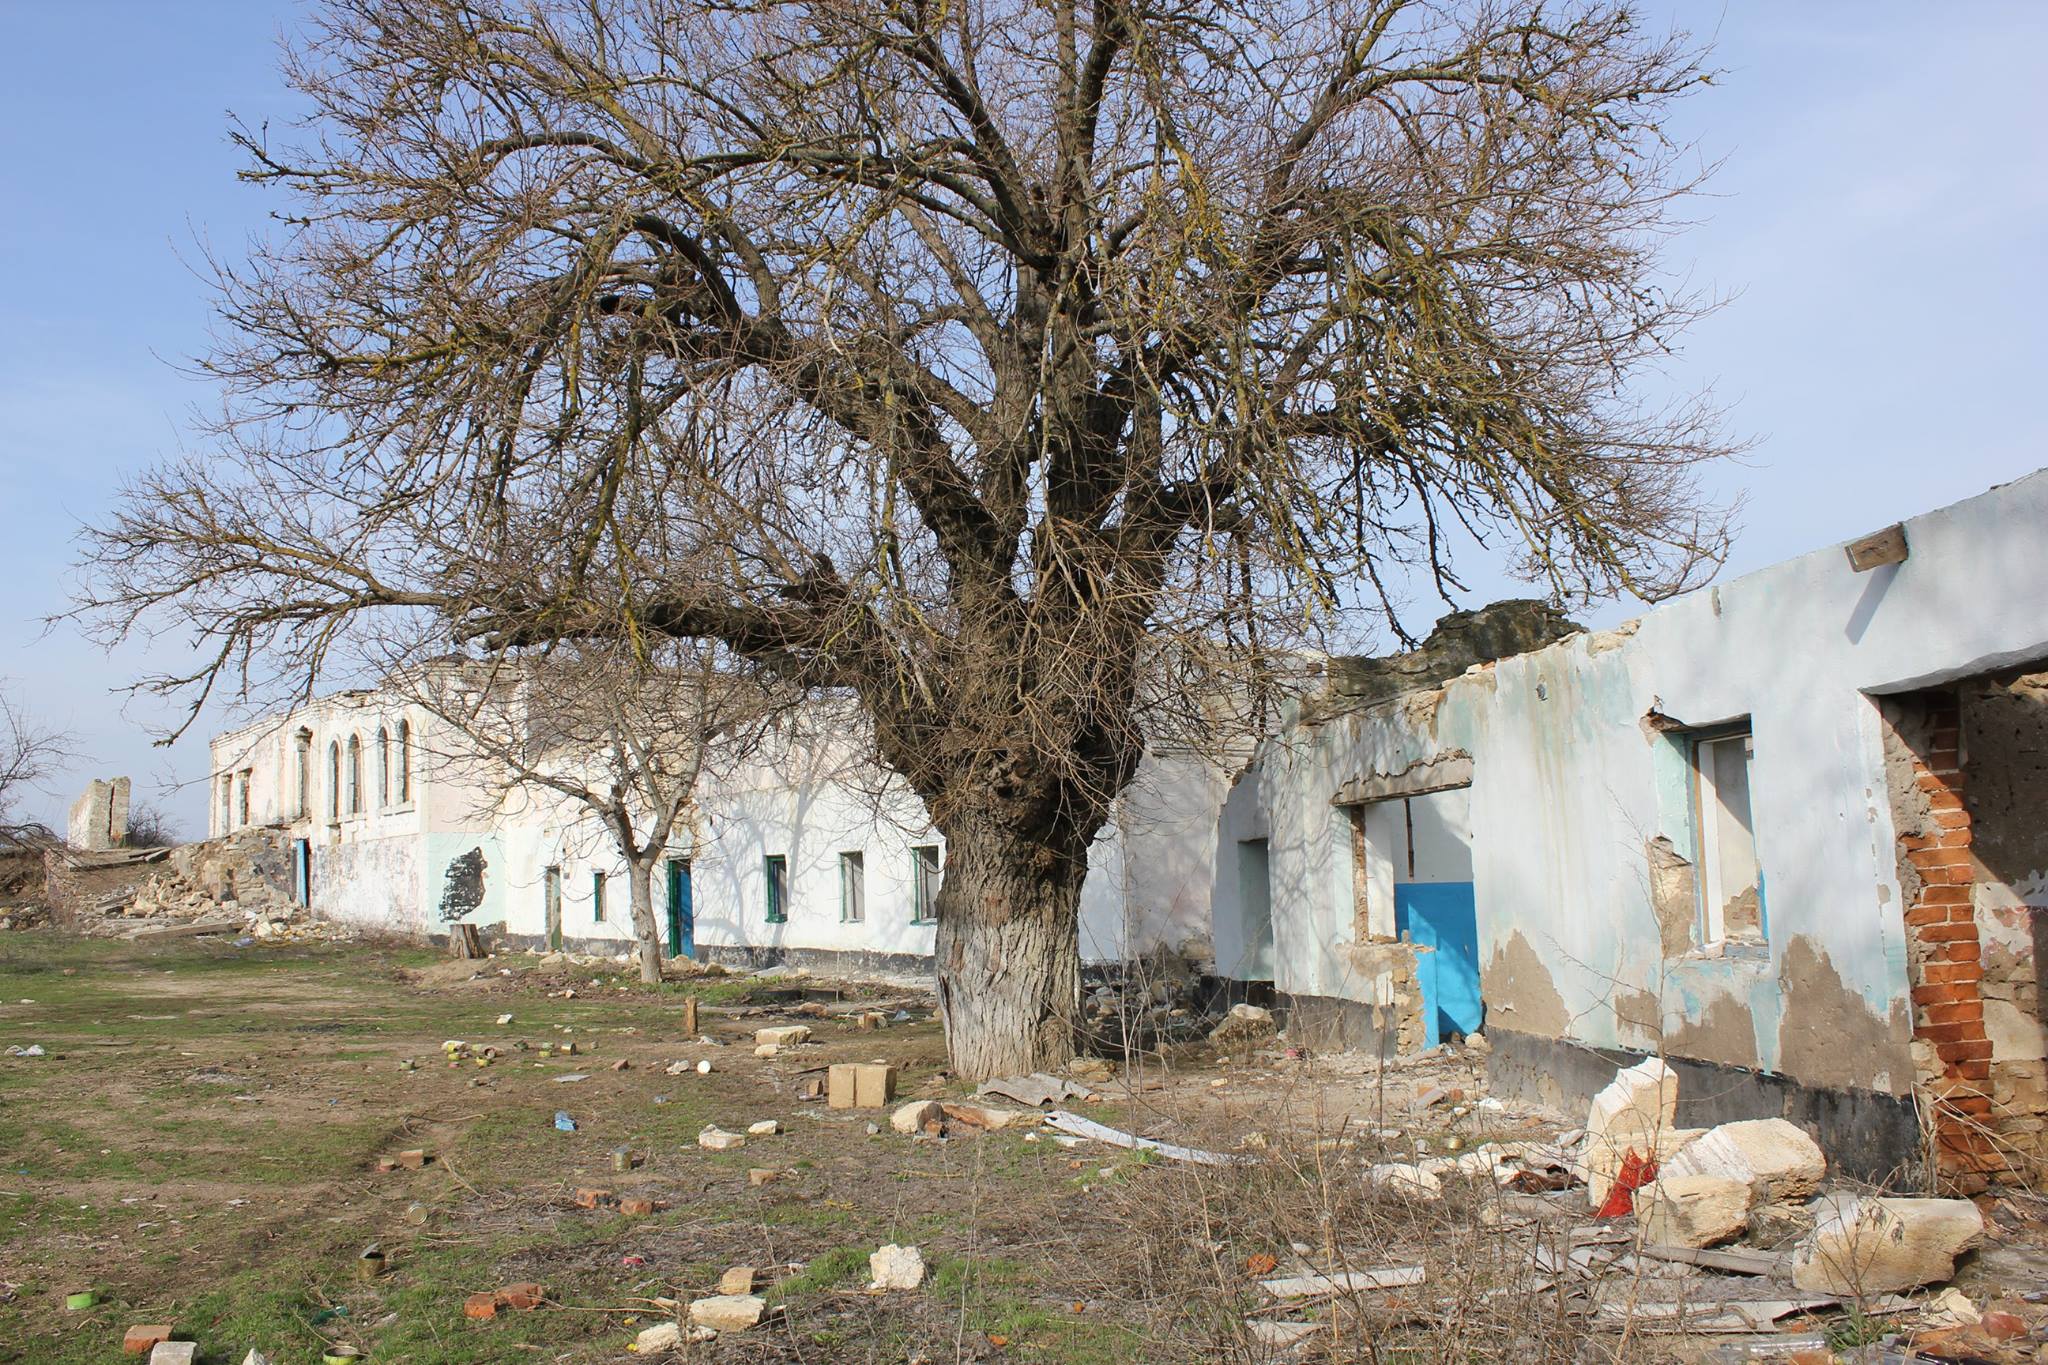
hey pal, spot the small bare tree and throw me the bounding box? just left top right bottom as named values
left=404, top=642, right=784, bottom=983
left=80, top=0, right=1736, bottom=1077
left=0, top=685, right=75, bottom=844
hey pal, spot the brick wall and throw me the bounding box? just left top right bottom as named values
left=1893, top=693, right=2002, bottom=1190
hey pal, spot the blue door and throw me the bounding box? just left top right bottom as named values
left=1395, top=882, right=1483, bottom=1046
left=665, top=859, right=694, bottom=959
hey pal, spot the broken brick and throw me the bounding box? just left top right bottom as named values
left=123, top=1326, right=175, bottom=1355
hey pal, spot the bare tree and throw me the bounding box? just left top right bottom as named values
left=80, top=0, right=1735, bottom=1077
left=0, top=685, right=75, bottom=844
left=403, top=642, right=785, bottom=983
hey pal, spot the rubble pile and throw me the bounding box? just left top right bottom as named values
left=75, top=829, right=357, bottom=943
left=1077, top=948, right=1231, bottom=1049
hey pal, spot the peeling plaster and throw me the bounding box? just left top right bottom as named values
left=1483, top=930, right=1570, bottom=1038
left=1665, top=993, right=1763, bottom=1072
left=1776, top=935, right=1912, bottom=1095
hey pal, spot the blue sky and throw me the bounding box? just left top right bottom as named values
left=3, top=3, right=2045, bottom=834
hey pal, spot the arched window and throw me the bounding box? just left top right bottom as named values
left=346, top=734, right=362, bottom=815
left=376, top=727, right=390, bottom=808
left=327, top=741, right=341, bottom=821
left=396, top=719, right=412, bottom=803
left=294, top=729, right=313, bottom=819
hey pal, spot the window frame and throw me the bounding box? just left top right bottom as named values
left=327, top=741, right=341, bottom=823
left=910, top=844, right=942, bottom=925
left=764, top=854, right=789, bottom=924
left=839, top=850, right=865, bottom=923
left=395, top=718, right=412, bottom=804
left=294, top=729, right=312, bottom=819
left=1689, top=723, right=1765, bottom=946
left=591, top=869, right=607, bottom=923
left=345, top=734, right=363, bottom=815
left=376, top=727, right=391, bottom=808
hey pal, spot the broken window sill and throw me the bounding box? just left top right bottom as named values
left=1677, top=940, right=1770, bottom=966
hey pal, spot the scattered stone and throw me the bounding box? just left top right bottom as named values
left=718, top=1265, right=758, bottom=1295
left=1209, top=1003, right=1277, bottom=1044
left=395, top=1148, right=428, bottom=1169
left=754, top=1025, right=812, bottom=1047
left=1247, top=1320, right=1322, bottom=1347
left=891, top=1100, right=946, bottom=1134
left=828, top=1062, right=896, bottom=1108
left=574, top=1188, right=616, bottom=1209
left=464, top=1292, right=499, bottom=1319
left=611, top=1058, right=630, bottom=1071
left=1922, top=1287, right=1981, bottom=1329
left=747, top=1120, right=781, bottom=1136
left=1791, top=1195, right=1986, bottom=1295
left=747, top=1167, right=779, bottom=1186
left=1067, top=1056, right=1114, bottom=1082
left=124, top=1326, right=174, bottom=1355
left=1260, top=1267, right=1426, bottom=1297
left=940, top=1102, right=1027, bottom=1131
left=242, top=1352, right=276, bottom=1365
left=619, top=1196, right=658, bottom=1216
left=869, top=1243, right=927, bottom=1291
left=1635, top=1174, right=1751, bottom=1249
left=635, top=1321, right=682, bottom=1352
left=1367, top=1162, right=1443, bottom=1200
left=698, top=1125, right=746, bottom=1151
left=498, top=1282, right=547, bottom=1310
left=147, top=1344, right=196, bottom=1365
left=753, top=1043, right=780, bottom=1058
left=1578, top=1058, right=1690, bottom=1210
left=688, top=1293, right=766, bottom=1332
left=1661, top=1118, right=1827, bottom=1204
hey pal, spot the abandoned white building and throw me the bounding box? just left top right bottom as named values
left=1210, top=469, right=2048, bottom=1187
left=205, top=470, right=2046, bottom=1188
left=205, top=691, right=1225, bottom=976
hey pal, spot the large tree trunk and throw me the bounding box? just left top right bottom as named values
left=625, top=857, right=663, bottom=986
left=933, top=819, right=1086, bottom=1081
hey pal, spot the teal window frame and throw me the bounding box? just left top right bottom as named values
left=591, top=869, right=607, bottom=922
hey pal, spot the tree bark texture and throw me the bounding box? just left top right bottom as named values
left=933, top=819, right=1085, bottom=1080
left=626, top=857, right=663, bottom=986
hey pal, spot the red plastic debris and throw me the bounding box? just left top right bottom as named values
left=1594, top=1149, right=1657, bottom=1218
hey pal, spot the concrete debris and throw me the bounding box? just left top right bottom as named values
left=242, top=1351, right=275, bottom=1365
left=746, top=1120, right=781, bottom=1136
left=1921, top=1287, right=1981, bottom=1329
left=1246, top=1320, right=1322, bottom=1348
left=68, top=776, right=131, bottom=851
left=1366, top=1162, right=1444, bottom=1201
left=1044, top=1110, right=1252, bottom=1166
left=718, top=1265, right=758, bottom=1295
left=688, top=1293, right=766, bottom=1331
left=1661, top=1118, right=1827, bottom=1203
left=869, top=1243, right=927, bottom=1291
left=1791, top=1194, right=1986, bottom=1294
left=747, top=1167, right=779, bottom=1186
left=977, top=1072, right=1096, bottom=1107
left=147, top=1343, right=196, bottom=1365
left=1634, top=1174, right=1751, bottom=1249
left=698, top=1126, right=746, bottom=1151
left=753, top=1025, right=812, bottom=1047
left=1259, top=1266, right=1426, bottom=1298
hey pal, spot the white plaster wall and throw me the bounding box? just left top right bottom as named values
left=1208, top=761, right=1275, bottom=980
left=1258, top=469, right=2048, bottom=1097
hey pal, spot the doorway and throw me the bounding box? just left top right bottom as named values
left=1357, top=786, right=1482, bottom=1047
left=543, top=866, right=563, bottom=951
left=1236, top=838, right=1274, bottom=978
left=291, top=838, right=311, bottom=908
left=665, top=858, right=694, bottom=959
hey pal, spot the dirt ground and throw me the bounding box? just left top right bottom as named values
left=3, top=933, right=2046, bottom=1365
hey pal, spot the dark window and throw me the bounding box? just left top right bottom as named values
left=592, top=870, right=607, bottom=922
left=765, top=854, right=789, bottom=923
